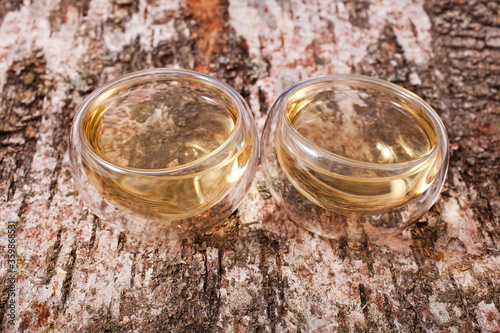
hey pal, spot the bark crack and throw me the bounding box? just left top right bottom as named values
left=44, top=227, right=63, bottom=284
left=60, top=245, right=78, bottom=313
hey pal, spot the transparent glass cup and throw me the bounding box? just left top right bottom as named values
left=70, top=69, right=258, bottom=240
left=261, top=75, right=449, bottom=241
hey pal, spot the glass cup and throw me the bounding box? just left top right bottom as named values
left=70, top=69, right=258, bottom=240
left=261, top=75, right=449, bottom=241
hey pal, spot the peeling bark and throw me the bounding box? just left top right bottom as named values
left=0, top=0, right=499, bottom=331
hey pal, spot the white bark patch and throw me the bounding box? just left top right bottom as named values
left=442, top=197, right=482, bottom=255
left=0, top=0, right=183, bottom=90
left=475, top=301, right=500, bottom=332
left=368, top=1, right=432, bottom=66
left=227, top=1, right=261, bottom=58
left=228, top=0, right=432, bottom=116
left=429, top=299, right=451, bottom=325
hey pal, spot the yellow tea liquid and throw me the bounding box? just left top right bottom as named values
left=276, top=90, right=442, bottom=214
left=82, top=85, right=252, bottom=219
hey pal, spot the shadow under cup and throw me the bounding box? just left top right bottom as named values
left=70, top=69, right=258, bottom=240
left=261, top=75, right=449, bottom=241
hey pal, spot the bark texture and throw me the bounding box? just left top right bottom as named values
left=0, top=0, right=499, bottom=331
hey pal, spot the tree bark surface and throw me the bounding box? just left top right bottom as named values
left=0, top=0, right=499, bottom=331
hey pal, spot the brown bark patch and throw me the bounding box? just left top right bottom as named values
left=34, top=303, right=51, bottom=327
left=0, top=51, right=47, bottom=202
left=186, top=0, right=228, bottom=72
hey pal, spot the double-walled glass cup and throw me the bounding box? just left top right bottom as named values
left=70, top=69, right=258, bottom=240
left=262, top=75, right=449, bottom=241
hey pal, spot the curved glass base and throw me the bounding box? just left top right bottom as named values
left=71, top=153, right=255, bottom=241
left=265, top=170, right=445, bottom=241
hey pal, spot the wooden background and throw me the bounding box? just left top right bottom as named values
left=1, top=0, right=499, bottom=331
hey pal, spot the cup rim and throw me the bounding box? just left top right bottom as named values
left=276, top=74, right=449, bottom=171
left=73, top=68, right=246, bottom=176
